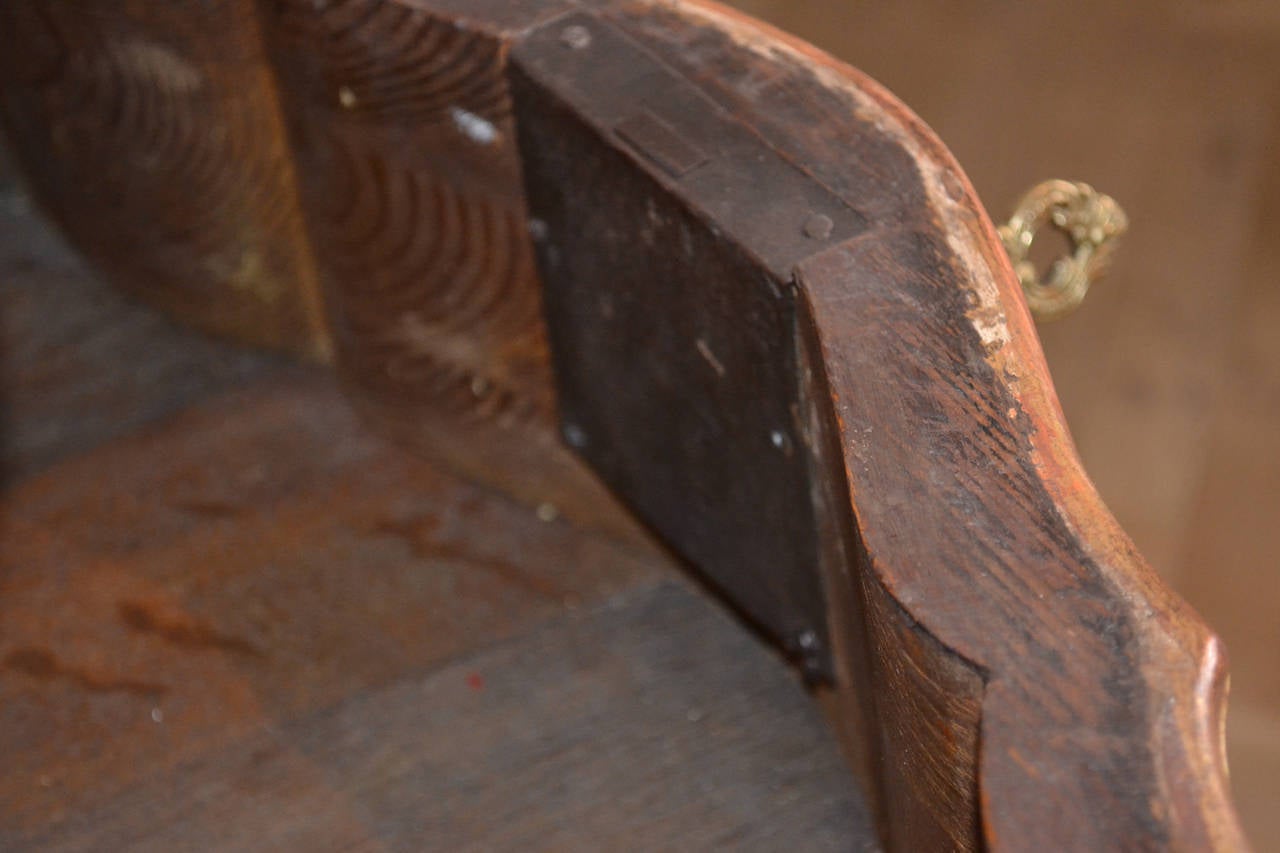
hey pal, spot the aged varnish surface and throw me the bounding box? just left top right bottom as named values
left=0, top=0, right=1251, bottom=849
left=0, top=196, right=874, bottom=850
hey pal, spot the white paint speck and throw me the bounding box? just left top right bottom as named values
left=151, top=707, right=164, bottom=723
left=695, top=338, right=726, bottom=377
left=450, top=107, right=499, bottom=145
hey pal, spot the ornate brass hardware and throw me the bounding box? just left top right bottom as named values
left=999, top=180, right=1128, bottom=321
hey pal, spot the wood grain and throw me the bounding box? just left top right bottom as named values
left=0, top=186, right=283, bottom=482
left=7, top=583, right=874, bottom=851
left=0, top=0, right=1254, bottom=848
left=0, top=220, right=871, bottom=846
left=0, top=372, right=671, bottom=842
left=724, top=3, right=1280, bottom=844
left=261, top=0, right=553, bottom=422
left=510, top=2, right=1249, bottom=848
left=0, top=0, right=639, bottom=537
left=254, top=0, right=639, bottom=536
left=0, top=1, right=329, bottom=357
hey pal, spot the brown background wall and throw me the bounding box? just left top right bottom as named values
left=724, top=0, right=1280, bottom=843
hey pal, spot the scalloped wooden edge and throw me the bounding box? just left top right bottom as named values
left=664, top=1, right=1246, bottom=847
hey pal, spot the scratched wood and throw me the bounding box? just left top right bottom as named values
left=0, top=377, right=683, bottom=847
left=6, top=583, right=875, bottom=851
left=0, top=216, right=872, bottom=846
left=0, top=0, right=1253, bottom=849
left=509, top=3, right=1248, bottom=849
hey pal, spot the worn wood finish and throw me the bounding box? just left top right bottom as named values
left=8, top=576, right=875, bottom=851
left=0, top=1, right=329, bottom=358
left=249, top=0, right=648, bottom=539
left=0, top=0, right=638, bottom=538
left=510, top=16, right=859, bottom=674
left=259, top=0, right=554, bottom=416
left=507, top=3, right=1247, bottom=849
left=0, top=190, right=284, bottom=482
left=254, top=0, right=573, bottom=517
left=0, top=244, right=872, bottom=847
left=0, top=0, right=1250, bottom=849
left=0, top=205, right=871, bottom=845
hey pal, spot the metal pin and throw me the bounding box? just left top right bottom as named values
left=561, top=24, right=592, bottom=50
left=562, top=422, right=588, bottom=449
left=803, top=213, right=834, bottom=240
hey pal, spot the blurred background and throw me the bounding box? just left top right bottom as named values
left=723, top=0, right=1279, bottom=842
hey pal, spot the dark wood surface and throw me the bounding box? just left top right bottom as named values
left=0, top=1, right=330, bottom=358
left=511, top=18, right=852, bottom=675
left=0, top=198, right=874, bottom=851
left=0, top=189, right=284, bottom=483
left=11, top=582, right=875, bottom=852
left=509, top=5, right=1246, bottom=848
left=728, top=2, right=1280, bottom=844
left=0, top=0, right=1255, bottom=849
